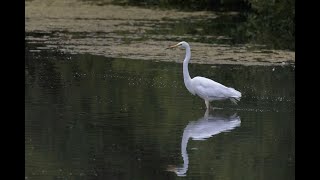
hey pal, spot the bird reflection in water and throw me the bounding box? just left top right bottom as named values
left=167, top=109, right=241, bottom=176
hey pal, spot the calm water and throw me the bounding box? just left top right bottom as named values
left=25, top=45, right=295, bottom=179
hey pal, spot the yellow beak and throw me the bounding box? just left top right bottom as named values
left=165, top=43, right=179, bottom=49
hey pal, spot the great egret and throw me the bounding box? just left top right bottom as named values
left=167, top=41, right=241, bottom=109
left=167, top=109, right=241, bottom=176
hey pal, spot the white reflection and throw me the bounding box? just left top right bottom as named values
left=167, top=109, right=241, bottom=176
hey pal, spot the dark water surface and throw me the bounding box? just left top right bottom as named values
left=25, top=44, right=295, bottom=179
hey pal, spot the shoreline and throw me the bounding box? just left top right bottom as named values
left=26, top=0, right=295, bottom=66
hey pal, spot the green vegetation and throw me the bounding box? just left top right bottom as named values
left=234, top=0, right=295, bottom=50
left=111, top=0, right=295, bottom=50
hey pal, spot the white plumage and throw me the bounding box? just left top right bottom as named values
left=167, top=41, right=241, bottom=109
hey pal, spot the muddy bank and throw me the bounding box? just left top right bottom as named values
left=26, top=0, right=295, bottom=66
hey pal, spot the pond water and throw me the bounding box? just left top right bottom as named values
left=25, top=43, right=295, bottom=179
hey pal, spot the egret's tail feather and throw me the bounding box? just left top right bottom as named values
left=230, top=98, right=240, bottom=104
left=228, top=88, right=241, bottom=98
left=228, top=87, right=241, bottom=105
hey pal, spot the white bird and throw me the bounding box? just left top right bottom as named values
left=167, top=41, right=241, bottom=109
left=167, top=109, right=241, bottom=176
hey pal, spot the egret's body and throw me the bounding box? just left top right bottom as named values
left=168, top=41, right=241, bottom=109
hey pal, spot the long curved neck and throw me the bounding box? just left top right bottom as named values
left=183, top=46, right=193, bottom=94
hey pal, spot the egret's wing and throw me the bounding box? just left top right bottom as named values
left=193, top=84, right=227, bottom=98
left=192, top=77, right=239, bottom=99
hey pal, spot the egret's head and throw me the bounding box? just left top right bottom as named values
left=166, top=41, right=189, bottom=49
